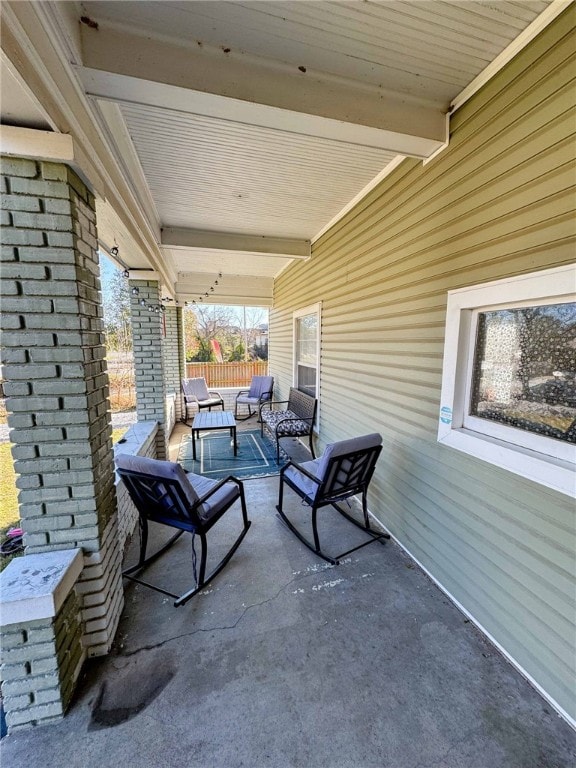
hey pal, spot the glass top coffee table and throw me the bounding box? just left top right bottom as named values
left=191, top=411, right=237, bottom=461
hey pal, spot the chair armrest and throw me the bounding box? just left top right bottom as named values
left=263, top=398, right=289, bottom=408
left=236, top=389, right=250, bottom=397
left=208, top=390, right=223, bottom=398
left=280, top=460, right=321, bottom=484
left=259, top=398, right=289, bottom=415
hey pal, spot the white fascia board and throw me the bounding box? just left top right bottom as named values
left=312, top=155, right=407, bottom=243
left=78, top=22, right=446, bottom=145
left=0, top=50, right=56, bottom=131
left=92, top=99, right=161, bottom=243
left=162, top=228, right=310, bottom=259
left=76, top=34, right=445, bottom=159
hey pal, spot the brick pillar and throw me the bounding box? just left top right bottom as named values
left=163, top=305, right=186, bottom=422
left=0, top=156, right=123, bottom=656
left=129, top=279, right=169, bottom=459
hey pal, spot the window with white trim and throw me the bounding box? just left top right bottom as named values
left=438, top=264, right=576, bottom=497
left=293, top=302, right=321, bottom=399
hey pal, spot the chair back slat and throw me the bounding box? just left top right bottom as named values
left=319, top=445, right=382, bottom=503
left=119, top=470, right=204, bottom=530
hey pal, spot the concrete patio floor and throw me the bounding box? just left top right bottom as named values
left=2, top=420, right=575, bottom=768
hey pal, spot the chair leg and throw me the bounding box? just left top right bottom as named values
left=311, top=505, right=321, bottom=553
left=308, top=432, right=315, bottom=458
left=276, top=484, right=389, bottom=565
left=138, top=516, right=148, bottom=565
left=174, top=499, right=252, bottom=607
left=122, top=522, right=185, bottom=585
left=238, top=481, right=249, bottom=526
left=235, top=403, right=255, bottom=421
left=197, top=531, right=208, bottom=587
left=276, top=496, right=337, bottom=566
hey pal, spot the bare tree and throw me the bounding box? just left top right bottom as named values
left=102, top=268, right=132, bottom=353
left=184, top=304, right=269, bottom=361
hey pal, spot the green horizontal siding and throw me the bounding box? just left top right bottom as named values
left=271, top=7, right=576, bottom=720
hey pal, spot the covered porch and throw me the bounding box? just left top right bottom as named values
left=1, top=0, right=575, bottom=760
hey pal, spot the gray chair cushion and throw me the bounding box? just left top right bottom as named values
left=284, top=458, right=322, bottom=499
left=236, top=394, right=260, bottom=406
left=115, top=453, right=238, bottom=520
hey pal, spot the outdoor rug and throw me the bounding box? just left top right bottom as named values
left=178, top=429, right=286, bottom=480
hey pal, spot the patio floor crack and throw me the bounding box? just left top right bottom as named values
left=115, top=569, right=313, bottom=658
left=114, top=555, right=401, bottom=658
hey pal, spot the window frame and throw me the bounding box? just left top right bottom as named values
left=293, top=302, right=321, bottom=426
left=437, top=264, right=575, bottom=497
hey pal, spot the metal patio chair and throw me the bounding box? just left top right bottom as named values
left=181, top=377, right=224, bottom=422
left=276, top=433, right=389, bottom=564
left=116, top=454, right=251, bottom=607
left=235, top=375, right=274, bottom=420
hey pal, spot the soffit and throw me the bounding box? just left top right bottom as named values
left=119, top=101, right=398, bottom=240
left=0, top=60, right=52, bottom=131
left=1, top=0, right=559, bottom=306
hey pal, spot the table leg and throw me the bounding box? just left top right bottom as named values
left=232, top=426, right=237, bottom=456
left=192, top=429, right=197, bottom=461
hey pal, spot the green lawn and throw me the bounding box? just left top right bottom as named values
left=0, top=442, right=18, bottom=531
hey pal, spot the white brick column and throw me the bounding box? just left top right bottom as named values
left=0, top=157, right=123, bottom=660
left=129, top=279, right=169, bottom=459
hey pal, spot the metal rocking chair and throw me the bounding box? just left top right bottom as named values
left=181, top=377, right=224, bottom=423
left=116, top=454, right=251, bottom=606
left=235, top=375, right=274, bottom=420
left=276, top=433, right=389, bottom=565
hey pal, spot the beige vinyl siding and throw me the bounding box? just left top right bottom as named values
left=270, top=7, right=576, bottom=721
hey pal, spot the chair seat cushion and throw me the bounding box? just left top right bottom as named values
left=186, top=472, right=240, bottom=520
left=284, top=458, right=322, bottom=500
left=236, top=394, right=261, bottom=406
left=261, top=409, right=311, bottom=436
left=197, top=397, right=223, bottom=407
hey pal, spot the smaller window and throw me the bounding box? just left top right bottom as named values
left=293, top=302, right=321, bottom=400
left=438, top=265, right=576, bottom=497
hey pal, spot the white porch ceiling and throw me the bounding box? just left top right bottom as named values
left=1, top=0, right=560, bottom=305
